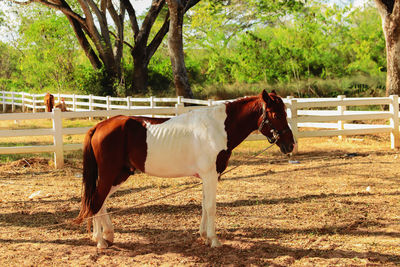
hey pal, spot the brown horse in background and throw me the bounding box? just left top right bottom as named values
left=55, top=97, right=67, bottom=112
left=44, top=93, right=54, bottom=112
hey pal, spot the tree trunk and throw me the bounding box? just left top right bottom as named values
left=166, top=0, right=194, bottom=98
left=375, top=0, right=400, bottom=95
left=132, top=59, right=149, bottom=94
left=386, top=36, right=400, bottom=95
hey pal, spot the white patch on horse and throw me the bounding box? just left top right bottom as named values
left=144, top=104, right=228, bottom=178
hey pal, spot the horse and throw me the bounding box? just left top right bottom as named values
left=74, top=89, right=295, bottom=249
left=55, top=97, right=67, bottom=112
left=44, top=93, right=55, bottom=112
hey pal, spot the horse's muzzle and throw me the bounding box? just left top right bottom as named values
left=279, top=142, right=295, bottom=154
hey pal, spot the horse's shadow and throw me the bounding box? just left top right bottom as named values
left=2, top=223, right=399, bottom=265
left=2, top=190, right=400, bottom=228
left=228, top=149, right=395, bottom=167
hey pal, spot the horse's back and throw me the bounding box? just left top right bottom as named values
left=144, top=105, right=228, bottom=177
left=90, top=115, right=167, bottom=172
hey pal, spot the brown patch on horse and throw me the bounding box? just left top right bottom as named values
left=216, top=96, right=264, bottom=176
left=44, top=93, right=54, bottom=112
left=74, top=115, right=169, bottom=224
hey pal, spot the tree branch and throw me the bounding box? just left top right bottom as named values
left=121, top=0, right=139, bottom=38
left=184, top=0, right=200, bottom=12
left=11, top=0, right=87, bottom=26
left=146, top=11, right=170, bottom=65
left=137, top=0, right=165, bottom=45
left=374, top=0, right=391, bottom=17
left=145, top=0, right=198, bottom=64
left=86, top=0, right=112, bottom=51
left=110, top=30, right=133, bottom=50
left=393, top=0, right=400, bottom=22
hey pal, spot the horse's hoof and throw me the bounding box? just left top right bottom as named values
left=200, top=231, right=207, bottom=239
left=104, top=231, right=114, bottom=244
left=211, top=238, right=222, bottom=248
left=97, top=239, right=109, bottom=249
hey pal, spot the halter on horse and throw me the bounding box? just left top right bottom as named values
left=74, top=89, right=295, bottom=248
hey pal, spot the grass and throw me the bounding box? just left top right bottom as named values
left=193, top=74, right=386, bottom=100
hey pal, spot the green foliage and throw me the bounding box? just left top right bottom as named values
left=184, top=0, right=387, bottom=98
left=0, top=42, right=21, bottom=91
left=74, top=65, right=110, bottom=96
left=194, top=74, right=386, bottom=100
left=17, top=7, right=80, bottom=93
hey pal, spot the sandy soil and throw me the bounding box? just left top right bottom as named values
left=0, top=137, right=400, bottom=266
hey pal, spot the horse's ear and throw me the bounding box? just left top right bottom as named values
left=261, top=89, right=272, bottom=105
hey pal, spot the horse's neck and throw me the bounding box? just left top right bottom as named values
left=224, top=98, right=262, bottom=150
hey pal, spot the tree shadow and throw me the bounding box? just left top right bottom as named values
left=1, top=224, right=400, bottom=265
left=223, top=160, right=396, bottom=182
left=1, top=190, right=400, bottom=232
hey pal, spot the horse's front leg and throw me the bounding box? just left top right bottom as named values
left=200, top=171, right=221, bottom=248
left=200, top=189, right=207, bottom=239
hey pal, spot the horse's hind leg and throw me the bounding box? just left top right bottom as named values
left=99, top=185, right=121, bottom=244
left=92, top=169, right=131, bottom=248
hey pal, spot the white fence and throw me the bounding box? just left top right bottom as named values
left=0, top=91, right=218, bottom=113
left=0, top=91, right=399, bottom=169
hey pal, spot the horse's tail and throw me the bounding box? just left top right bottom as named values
left=73, top=127, right=98, bottom=225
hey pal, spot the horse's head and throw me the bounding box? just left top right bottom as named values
left=258, top=90, right=295, bottom=154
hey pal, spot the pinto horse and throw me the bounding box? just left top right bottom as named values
left=74, top=90, right=295, bottom=248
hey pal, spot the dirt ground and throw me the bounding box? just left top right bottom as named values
left=1, top=136, right=400, bottom=266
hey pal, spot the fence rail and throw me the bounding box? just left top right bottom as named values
left=0, top=91, right=220, bottom=113
left=0, top=91, right=399, bottom=168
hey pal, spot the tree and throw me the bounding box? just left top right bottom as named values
left=374, top=0, right=400, bottom=95
left=17, top=7, right=80, bottom=92
left=10, top=0, right=199, bottom=96
left=166, top=0, right=195, bottom=98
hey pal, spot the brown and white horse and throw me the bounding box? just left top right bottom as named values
left=74, top=90, right=295, bottom=248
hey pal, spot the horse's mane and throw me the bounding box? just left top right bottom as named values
left=226, top=95, right=263, bottom=113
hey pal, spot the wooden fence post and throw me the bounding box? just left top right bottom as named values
left=208, top=99, right=213, bottom=106
left=150, top=96, right=155, bottom=117
left=127, top=96, right=131, bottom=110
left=11, top=92, right=15, bottom=113
left=288, top=96, right=298, bottom=154
left=390, top=95, right=400, bottom=149
left=106, top=96, right=111, bottom=110
left=175, top=96, right=184, bottom=115
left=52, top=108, right=64, bottom=168
left=2, top=91, right=5, bottom=112
left=88, top=94, right=93, bottom=120
left=106, top=96, right=111, bottom=119
left=21, top=93, right=25, bottom=112
left=337, top=95, right=346, bottom=140
left=72, top=94, right=76, bottom=111
left=33, top=95, right=36, bottom=113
